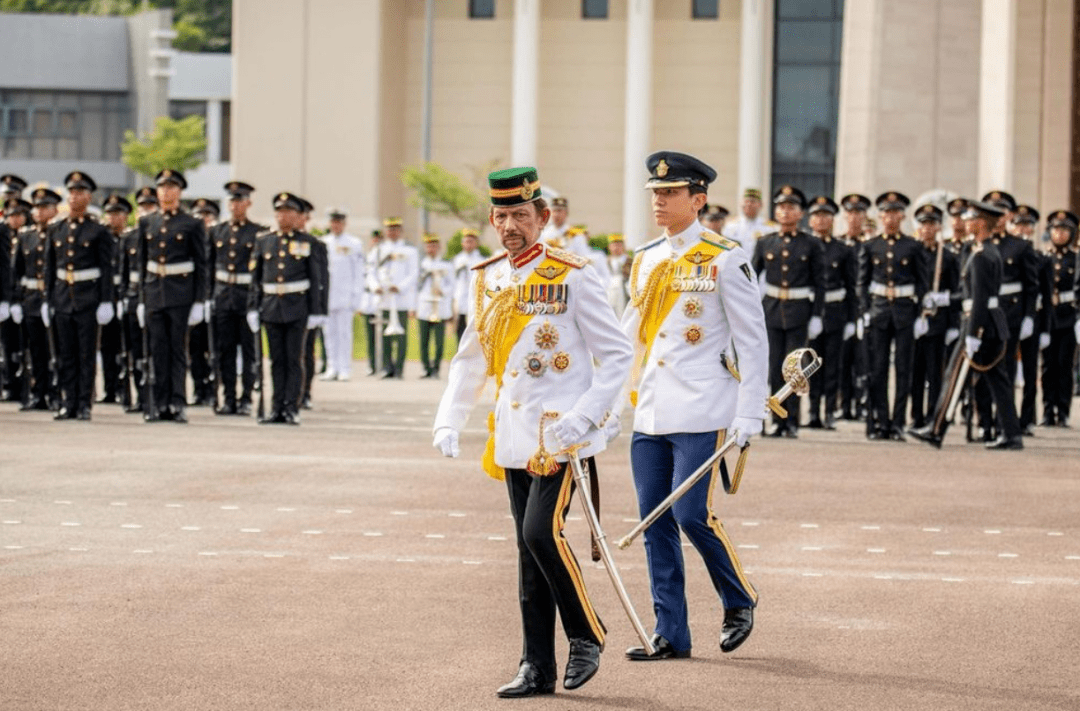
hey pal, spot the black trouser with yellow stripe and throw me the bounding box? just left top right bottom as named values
left=505, top=463, right=605, bottom=679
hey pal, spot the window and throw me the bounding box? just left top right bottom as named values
left=770, top=0, right=844, bottom=199
left=0, top=90, right=131, bottom=161
left=469, top=0, right=495, bottom=19
left=582, top=0, right=608, bottom=19
left=692, top=0, right=719, bottom=19
left=168, top=100, right=208, bottom=160
left=220, top=100, right=231, bottom=163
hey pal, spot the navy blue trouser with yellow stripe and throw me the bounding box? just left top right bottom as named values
left=631, top=431, right=757, bottom=653
left=505, top=463, right=605, bottom=680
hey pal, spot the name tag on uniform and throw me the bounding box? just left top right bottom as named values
left=288, top=241, right=311, bottom=257
left=672, top=265, right=718, bottom=292
left=516, top=284, right=568, bottom=315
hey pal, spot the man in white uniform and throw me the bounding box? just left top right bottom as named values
left=722, top=187, right=774, bottom=252
left=452, top=227, right=484, bottom=341
left=417, top=233, right=454, bottom=378
left=606, top=233, right=630, bottom=314
left=539, top=195, right=570, bottom=247
left=320, top=208, right=364, bottom=381
left=361, top=229, right=383, bottom=376
left=367, top=217, right=418, bottom=379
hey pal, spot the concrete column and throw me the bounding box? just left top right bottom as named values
left=622, top=0, right=653, bottom=246
left=979, top=0, right=1017, bottom=192
left=737, top=0, right=767, bottom=195
left=510, top=0, right=540, bottom=166
left=205, top=99, right=221, bottom=165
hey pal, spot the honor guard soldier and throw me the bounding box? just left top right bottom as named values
left=1040, top=210, right=1079, bottom=427
left=805, top=196, right=856, bottom=429
left=622, top=151, right=768, bottom=660
left=136, top=169, right=209, bottom=423
left=208, top=181, right=264, bottom=414
left=320, top=208, right=364, bottom=382
left=700, top=203, right=729, bottom=234
left=946, top=198, right=970, bottom=255
left=837, top=193, right=872, bottom=421
left=368, top=217, right=417, bottom=379
left=723, top=187, right=774, bottom=252
left=11, top=187, right=62, bottom=410
left=135, top=187, right=158, bottom=217
left=539, top=195, right=570, bottom=247
left=298, top=198, right=329, bottom=408
left=857, top=192, right=930, bottom=440
left=911, top=200, right=1024, bottom=450
left=246, top=192, right=326, bottom=424
left=605, top=234, right=631, bottom=314
left=908, top=204, right=960, bottom=431
left=452, top=227, right=484, bottom=341
left=188, top=198, right=220, bottom=406
left=0, top=175, right=29, bottom=400
left=752, top=184, right=826, bottom=437
left=117, top=197, right=146, bottom=413
left=361, top=229, right=383, bottom=375
left=98, top=195, right=132, bottom=404
left=433, top=167, right=631, bottom=697
left=1010, top=206, right=1051, bottom=433
left=417, top=233, right=453, bottom=378
left=43, top=172, right=114, bottom=420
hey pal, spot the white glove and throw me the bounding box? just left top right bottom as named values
left=1039, top=332, right=1051, bottom=351
left=965, top=335, right=981, bottom=356
left=95, top=302, right=115, bottom=325
left=807, top=315, right=823, bottom=340
left=203, top=300, right=212, bottom=323
left=433, top=427, right=460, bottom=458
left=10, top=304, right=23, bottom=324
left=246, top=311, right=260, bottom=333
left=856, top=317, right=865, bottom=340
left=116, top=301, right=124, bottom=318
left=945, top=328, right=960, bottom=345
left=842, top=322, right=855, bottom=341
left=914, top=316, right=929, bottom=339
left=1019, top=316, right=1034, bottom=341
left=1074, top=321, right=1080, bottom=343
left=730, top=416, right=763, bottom=448
left=543, top=411, right=592, bottom=451
left=933, top=291, right=951, bottom=308
left=306, top=315, right=320, bottom=330
left=601, top=415, right=621, bottom=443
left=0, top=301, right=8, bottom=322
left=41, top=303, right=51, bottom=329
left=136, top=303, right=146, bottom=329
left=188, top=302, right=204, bottom=326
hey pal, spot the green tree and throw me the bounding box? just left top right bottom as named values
left=120, top=115, right=207, bottom=180
left=401, top=161, right=496, bottom=236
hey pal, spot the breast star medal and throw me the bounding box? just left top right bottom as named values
left=534, top=321, right=559, bottom=350
left=524, top=352, right=547, bottom=377
left=684, top=325, right=703, bottom=345
left=551, top=352, right=571, bottom=372
left=683, top=296, right=703, bottom=318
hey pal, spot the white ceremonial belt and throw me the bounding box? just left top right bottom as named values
left=869, top=282, right=916, bottom=300
left=1053, top=290, right=1076, bottom=305
left=262, top=279, right=310, bottom=295
left=20, top=277, right=46, bottom=291
left=962, top=296, right=999, bottom=312
left=823, top=288, right=846, bottom=303
left=57, top=267, right=101, bottom=284
left=146, top=261, right=195, bottom=277
left=764, top=284, right=813, bottom=300
left=998, top=282, right=1022, bottom=296
left=216, top=270, right=253, bottom=285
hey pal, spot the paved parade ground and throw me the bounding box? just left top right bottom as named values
left=2, top=367, right=1079, bottom=711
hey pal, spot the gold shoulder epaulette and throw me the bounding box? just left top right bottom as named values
left=545, top=247, right=589, bottom=268
left=473, top=251, right=507, bottom=270
left=701, top=231, right=738, bottom=251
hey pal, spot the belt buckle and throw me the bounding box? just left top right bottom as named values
left=778, top=287, right=789, bottom=300
left=65, top=271, right=75, bottom=285
left=1053, top=293, right=1060, bottom=306
left=885, top=286, right=896, bottom=300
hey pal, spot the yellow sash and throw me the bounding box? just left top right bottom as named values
left=474, top=257, right=572, bottom=480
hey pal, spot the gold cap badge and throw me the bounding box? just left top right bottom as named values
left=782, top=186, right=793, bottom=195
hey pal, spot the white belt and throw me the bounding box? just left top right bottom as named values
left=262, top=279, right=310, bottom=295
left=999, top=282, right=1022, bottom=296
left=20, top=276, right=45, bottom=291
left=1054, top=290, right=1076, bottom=305
left=869, top=282, right=916, bottom=299
left=764, top=284, right=813, bottom=300
left=129, top=271, right=140, bottom=284
left=962, top=296, right=999, bottom=312
left=216, top=270, right=253, bottom=285
left=146, top=260, right=195, bottom=277
left=823, top=288, right=846, bottom=303
left=56, top=267, right=101, bottom=284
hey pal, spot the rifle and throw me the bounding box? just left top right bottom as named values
left=922, top=235, right=945, bottom=319
left=255, top=320, right=265, bottom=421
left=21, top=320, right=32, bottom=407
left=206, top=301, right=220, bottom=411
left=141, top=299, right=157, bottom=421
left=45, top=307, right=59, bottom=410
left=118, top=304, right=132, bottom=409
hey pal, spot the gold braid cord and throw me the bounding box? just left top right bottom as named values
left=476, top=279, right=518, bottom=378
left=527, top=411, right=563, bottom=476
left=631, top=257, right=677, bottom=345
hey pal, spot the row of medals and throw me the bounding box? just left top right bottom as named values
left=525, top=321, right=570, bottom=378
left=675, top=264, right=712, bottom=345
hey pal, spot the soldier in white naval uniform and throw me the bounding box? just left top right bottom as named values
left=539, top=195, right=570, bottom=247
left=320, top=209, right=364, bottom=381
left=452, top=227, right=484, bottom=341
left=621, top=152, right=769, bottom=661
left=361, top=229, right=383, bottom=375
left=432, top=168, right=632, bottom=698
left=722, top=187, right=775, bottom=252
left=367, top=217, right=418, bottom=378
left=417, top=232, right=454, bottom=378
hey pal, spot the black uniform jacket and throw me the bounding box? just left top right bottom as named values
left=989, top=233, right=1039, bottom=331
left=209, top=219, right=265, bottom=313
left=857, top=232, right=929, bottom=329
left=752, top=229, right=826, bottom=328
left=962, top=241, right=1009, bottom=342
left=247, top=230, right=326, bottom=324
left=136, top=208, right=209, bottom=311
left=12, top=222, right=53, bottom=314
left=45, top=214, right=114, bottom=314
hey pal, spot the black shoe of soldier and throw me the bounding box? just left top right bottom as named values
left=908, top=425, right=943, bottom=449
left=216, top=401, right=238, bottom=416
left=495, top=662, right=556, bottom=698
left=300, top=395, right=313, bottom=410
left=720, top=607, right=754, bottom=653
left=54, top=407, right=75, bottom=421
left=626, top=634, right=690, bottom=661
left=1021, top=423, right=1035, bottom=437
left=823, top=414, right=837, bottom=430
left=237, top=401, right=252, bottom=416
left=76, top=407, right=91, bottom=421
left=173, top=407, right=188, bottom=424
left=564, top=638, right=601, bottom=690
left=1060, top=416, right=1070, bottom=428
left=782, top=426, right=799, bottom=439
left=284, top=410, right=300, bottom=425
left=806, top=416, right=823, bottom=429
left=985, top=435, right=1023, bottom=450
left=888, top=426, right=907, bottom=442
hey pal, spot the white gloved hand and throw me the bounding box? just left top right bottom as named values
left=187, top=302, right=204, bottom=326
left=433, top=427, right=460, bottom=458
left=945, top=328, right=960, bottom=345
left=246, top=311, right=260, bottom=334
left=95, top=302, right=115, bottom=325
left=41, top=303, right=51, bottom=329
left=543, top=411, right=592, bottom=451
left=0, top=301, right=9, bottom=322
left=807, top=315, right=823, bottom=340
left=965, top=335, right=981, bottom=356
left=136, top=303, right=146, bottom=329
left=933, top=291, right=951, bottom=308
left=601, top=415, right=621, bottom=443
left=116, top=301, right=124, bottom=318
left=856, top=317, right=865, bottom=340
left=1019, top=316, right=1034, bottom=341
left=1039, top=332, right=1051, bottom=351
left=922, top=293, right=935, bottom=310
left=730, top=416, right=763, bottom=448
left=203, top=300, right=212, bottom=323
left=306, top=315, right=320, bottom=330
left=842, top=322, right=855, bottom=341
left=914, top=316, right=929, bottom=339
left=10, top=304, right=23, bottom=324
left=1074, top=321, right=1080, bottom=343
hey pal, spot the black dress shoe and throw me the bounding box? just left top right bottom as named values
left=380, top=370, right=396, bottom=380
left=19, top=397, right=42, bottom=412
left=97, top=394, right=116, bottom=404
left=720, top=606, right=754, bottom=653
left=564, top=637, right=601, bottom=690
left=1021, top=423, right=1035, bottom=437
left=626, top=634, right=690, bottom=661
left=767, top=425, right=786, bottom=438
left=283, top=410, right=300, bottom=425
left=237, top=401, right=252, bottom=416
left=215, top=401, right=238, bottom=416
left=782, top=426, right=799, bottom=439
left=173, top=407, right=188, bottom=424
left=495, top=662, right=556, bottom=698
left=888, top=426, right=906, bottom=442
left=841, top=408, right=856, bottom=421
left=908, top=425, right=943, bottom=449
left=979, top=427, right=995, bottom=442
left=823, top=414, right=837, bottom=430
left=985, top=435, right=1023, bottom=450
left=54, top=407, right=75, bottom=421
left=866, top=428, right=885, bottom=440
left=806, top=416, right=823, bottom=429
left=1039, top=416, right=1056, bottom=427
left=76, top=407, right=91, bottom=421
left=1059, top=416, right=1070, bottom=428
left=300, top=395, right=313, bottom=410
